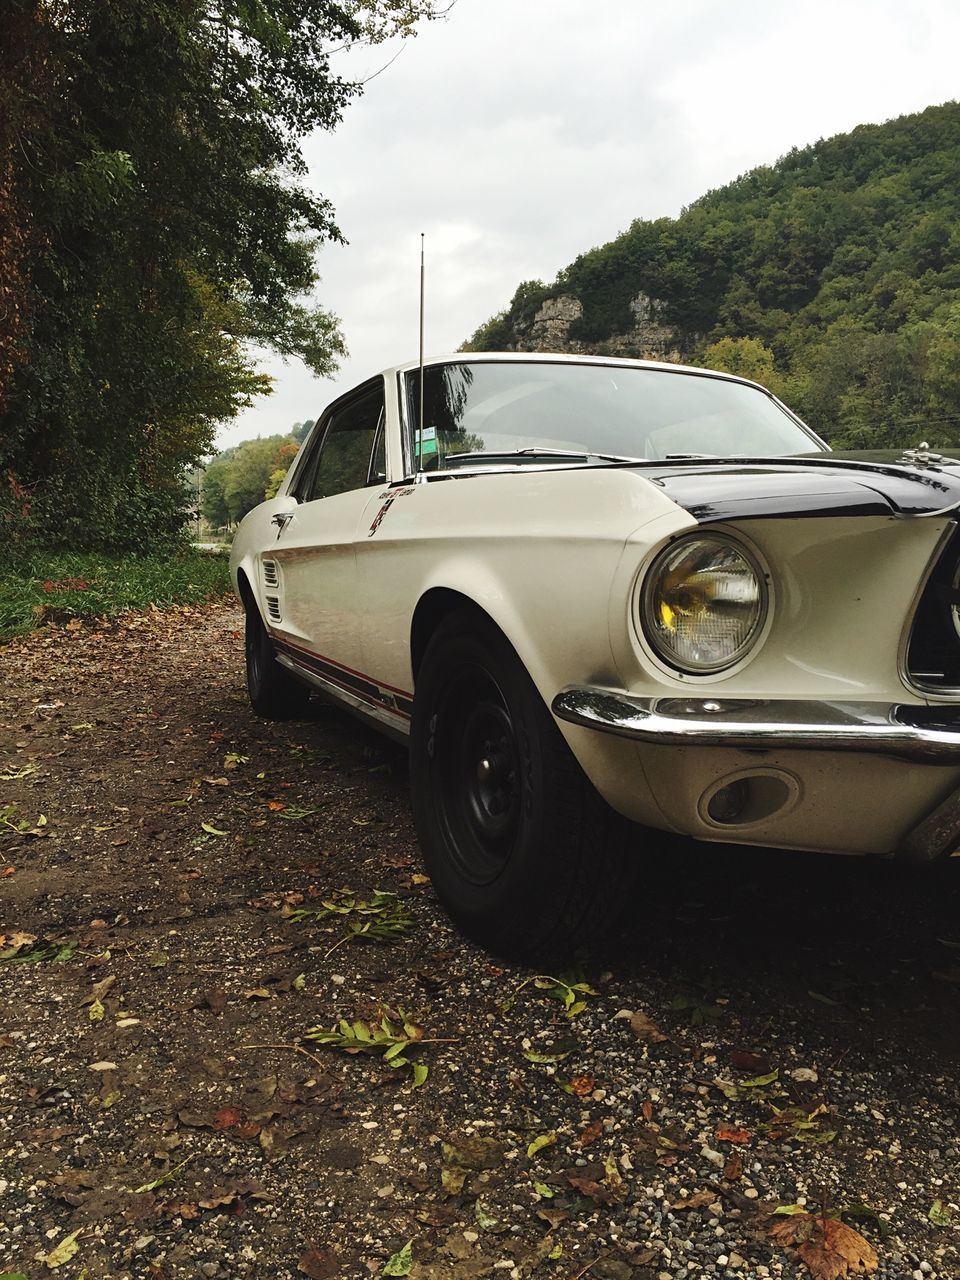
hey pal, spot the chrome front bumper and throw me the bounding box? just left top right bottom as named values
left=551, top=687, right=960, bottom=764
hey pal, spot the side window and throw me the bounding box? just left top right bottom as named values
left=304, top=385, right=384, bottom=502
left=370, top=423, right=387, bottom=485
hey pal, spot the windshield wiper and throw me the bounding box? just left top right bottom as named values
left=443, top=447, right=647, bottom=465
left=664, top=451, right=720, bottom=459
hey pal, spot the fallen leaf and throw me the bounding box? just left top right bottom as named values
left=212, top=1106, right=244, bottom=1130
left=475, top=1200, right=500, bottom=1230
left=440, top=1165, right=467, bottom=1196
left=769, top=1213, right=879, bottom=1278
left=716, top=1126, right=751, bottom=1144
left=522, top=1048, right=570, bottom=1064
left=565, top=1173, right=620, bottom=1205
left=740, top=1069, right=779, bottom=1088
left=729, top=1049, right=772, bottom=1073
left=615, top=1008, right=668, bottom=1043
left=672, top=1190, right=716, bottom=1211
left=527, top=1131, right=558, bottom=1158
left=440, top=1134, right=505, bottom=1170
left=382, top=1240, right=413, bottom=1277
left=929, top=1199, right=953, bottom=1227
left=83, top=975, right=116, bottom=1005
left=723, top=1152, right=743, bottom=1181
left=603, top=1154, right=623, bottom=1190
left=297, top=1247, right=339, bottom=1279
left=536, top=1205, right=570, bottom=1228
left=579, top=1120, right=602, bottom=1147
left=43, top=1228, right=82, bottom=1269
left=134, top=1156, right=193, bottom=1194
left=177, top=1111, right=212, bottom=1128
left=569, top=1074, right=596, bottom=1096
left=168, top=1201, right=199, bottom=1220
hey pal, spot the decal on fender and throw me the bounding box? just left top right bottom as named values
left=368, top=486, right=415, bottom=537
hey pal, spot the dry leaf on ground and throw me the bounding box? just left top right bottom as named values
left=614, top=1008, right=667, bottom=1043
left=769, top=1212, right=879, bottom=1279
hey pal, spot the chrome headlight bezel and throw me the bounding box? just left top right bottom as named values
left=639, top=533, right=769, bottom=675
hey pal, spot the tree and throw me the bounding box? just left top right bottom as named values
left=292, top=420, right=316, bottom=444
left=201, top=434, right=299, bottom=525
left=0, top=0, right=447, bottom=551
left=702, top=336, right=779, bottom=389
left=265, top=440, right=301, bottom=499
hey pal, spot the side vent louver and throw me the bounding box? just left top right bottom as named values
left=262, top=559, right=280, bottom=588
left=265, top=595, right=282, bottom=623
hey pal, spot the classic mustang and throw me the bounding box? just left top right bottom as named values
left=231, top=352, right=960, bottom=954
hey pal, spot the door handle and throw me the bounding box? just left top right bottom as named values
left=272, top=512, right=294, bottom=534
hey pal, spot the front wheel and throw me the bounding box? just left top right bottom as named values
left=409, top=609, right=636, bottom=957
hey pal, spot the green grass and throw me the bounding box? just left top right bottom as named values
left=0, top=550, right=233, bottom=638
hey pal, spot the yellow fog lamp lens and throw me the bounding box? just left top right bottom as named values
left=642, top=535, right=766, bottom=673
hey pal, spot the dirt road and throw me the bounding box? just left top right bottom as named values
left=1, top=604, right=958, bottom=1279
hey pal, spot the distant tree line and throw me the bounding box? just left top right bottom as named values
left=468, top=102, right=960, bottom=451
left=200, top=421, right=313, bottom=529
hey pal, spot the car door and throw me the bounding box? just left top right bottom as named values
left=269, top=378, right=386, bottom=676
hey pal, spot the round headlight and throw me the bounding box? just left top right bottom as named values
left=641, top=535, right=767, bottom=673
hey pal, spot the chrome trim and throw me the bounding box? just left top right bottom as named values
left=900, top=520, right=960, bottom=700
left=639, top=531, right=769, bottom=675
left=552, top=686, right=960, bottom=763
left=276, top=654, right=410, bottom=744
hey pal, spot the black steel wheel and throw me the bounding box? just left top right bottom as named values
left=243, top=595, right=308, bottom=720
left=410, top=608, right=636, bottom=957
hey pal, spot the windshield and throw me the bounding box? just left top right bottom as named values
left=403, top=361, right=823, bottom=470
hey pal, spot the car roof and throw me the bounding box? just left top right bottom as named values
left=386, top=350, right=770, bottom=393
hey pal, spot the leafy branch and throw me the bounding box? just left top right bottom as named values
left=500, top=971, right=599, bottom=1019
left=288, top=888, right=414, bottom=958
left=304, top=1008, right=452, bottom=1088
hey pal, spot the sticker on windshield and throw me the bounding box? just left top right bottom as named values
left=415, top=426, right=438, bottom=459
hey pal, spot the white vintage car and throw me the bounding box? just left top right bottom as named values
left=231, top=352, right=960, bottom=954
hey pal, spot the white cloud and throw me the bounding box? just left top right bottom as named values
left=218, top=0, right=960, bottom=447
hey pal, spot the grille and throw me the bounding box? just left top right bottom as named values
left=262, top=558, right=280, bottom=588
left=906, top=526, right=960, bottom=690
left=265, top=595, right=282, bottom=623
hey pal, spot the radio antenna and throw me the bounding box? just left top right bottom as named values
left=418, top=232, right=425, bottom=474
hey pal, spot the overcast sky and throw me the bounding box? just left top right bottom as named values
left=219, top=0, right=960, bottom=449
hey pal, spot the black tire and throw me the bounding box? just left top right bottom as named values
left=244, top=598, right=308, bottom=720
left=410, top=608, right=637, bottom=958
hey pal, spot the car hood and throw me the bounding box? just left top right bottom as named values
left=635, top=451, right=960, bottom=522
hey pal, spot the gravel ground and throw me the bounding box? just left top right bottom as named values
left=0, top=602, right=959, bottom=1280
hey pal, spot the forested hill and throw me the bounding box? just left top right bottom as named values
left=466, top=101, right=960, bottom=449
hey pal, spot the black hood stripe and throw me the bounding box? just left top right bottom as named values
left=639, top=459, right=960, bottom=522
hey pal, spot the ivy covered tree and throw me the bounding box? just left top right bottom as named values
left=0, top=0, right=446, bottom=551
